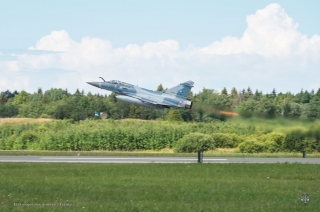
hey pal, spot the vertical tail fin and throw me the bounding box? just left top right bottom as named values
left=164, top=81, right=194, bottom=98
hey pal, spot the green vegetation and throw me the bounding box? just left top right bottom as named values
left=1, top=85, right=320, bottom=121
left=0, top=119, right=243, bottom=151
left=1, top=86, right=320, bottom=154
left=0, top=163, right=319, bottom=211
left=166, top=109, right=183, bottom=122
left=0, top=118, right=319, bottom=153
left=175, top=133, right=215, bottom=153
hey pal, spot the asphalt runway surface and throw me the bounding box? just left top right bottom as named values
left=0, top=156, right=319, bottom=164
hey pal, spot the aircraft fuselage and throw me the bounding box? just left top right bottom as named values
left=87, top=79, right=193, bottom=110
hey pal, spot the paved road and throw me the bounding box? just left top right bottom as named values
left=0, top=156, right=319, bottom=164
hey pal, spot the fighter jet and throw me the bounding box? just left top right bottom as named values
left=87, top=78, right=194, bottom=110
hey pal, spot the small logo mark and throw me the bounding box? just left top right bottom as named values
left=300, top=193, right=310, bottom=205
left=178, top=88, right=184, bottom=93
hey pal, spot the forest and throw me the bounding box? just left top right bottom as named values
left=1, top=85, right=320, bottom=121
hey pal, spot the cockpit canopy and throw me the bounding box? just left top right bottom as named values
left=106, top=80, right=133, bottom=87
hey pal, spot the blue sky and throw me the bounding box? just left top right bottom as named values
left=1, top=1, right=320, bottom=94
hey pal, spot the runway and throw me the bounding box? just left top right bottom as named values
left=0, top=156, right=319, bottom=164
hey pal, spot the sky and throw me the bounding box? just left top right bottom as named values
left=1, top=0, right=320, bottom=95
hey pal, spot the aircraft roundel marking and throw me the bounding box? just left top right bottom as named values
left=179, top=100, right=182, bottom=105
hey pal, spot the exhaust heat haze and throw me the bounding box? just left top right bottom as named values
left=192, top=102, right=239, bottom=117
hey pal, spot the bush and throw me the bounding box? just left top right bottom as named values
left=166, top=110, right=183, bottom=122
left=282, top=128, right=320, bottom=152
left=0, top=120, right=262, bottom=151
left=238, top=140, right=264, bottom=153
left=5, top=135, right=16, bottom=150
left=40, top=114, right=51, bottom=118
left=261, top=132, right=284, bottom=152
left=211, top=133, right=241, bottom=148
left=263, top=140, right=280, bottom=153
left=13, top=131, right=38, bottom=150
left=305, top=126, right=320, bottom=152
left=283, top=130, right=305, bottom=152
left=174, top=133, right=215, bottom=153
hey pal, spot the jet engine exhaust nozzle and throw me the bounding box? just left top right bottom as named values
left=185, top=100, right=193, bottom=109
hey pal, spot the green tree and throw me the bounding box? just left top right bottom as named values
left=315, top=88, right=320, bottom=97
left=180, top=109, right=193, bottom=122
left=0, top=104, right=19, bottom=117
left=74, top=89, right=81, bottom=96
left=302, top=90, right=311, bottom=103
left=282, top=102, right=291, bottom=117
left=230, top=87, right=238, bottom=98
left=13, top=90, right=30, bottom=105
left=230, top=88, right=241, bottom=108
left=188, top=91, right=194, bottom=100
left=271, top=88, right=277, bottom=98
left=87, top=92, right=93, bottom=98
left=289, top=103, right=302, bottom=117
left=237, top=100, right=255, bottom=117
left=0, top=92, right=7, bottom=104
left=30, top=89, right=43, bottom=102
left=111, top=101, right=131, bottom=119
left=221, top=87, right=228, bottom=96
left=253, top=90, right=262, bottom=101
left=42, top=93, right=48, bottom=104
left=37, top=88, right=43, bottom=95
left=310, top=89, right=315, bottom=97
left=255, top=98, right=276, bottom=118
left=19, top=102, right=44, bottom=118
left=302, top=103, right=319, bottom=120
left=4, top=90, right=18, bottom=99
left=166, top=109, right=183, bottom=121
left=108, top=92, right=117, bottom=103
left=243, top=87, right=253, bottom=101
left=44, top=88, right=68, bottom=102
left=157, top=84, right=164, bottom=91
left=129, top=105, right=140, bottom=118
left=295, top=89, right=311, bottom=103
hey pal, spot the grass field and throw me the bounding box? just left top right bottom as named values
left=0, top=118, right=52, bottom=125
left=0, top=163, right=319, bottom=211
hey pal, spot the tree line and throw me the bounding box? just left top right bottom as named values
left=1, top=85, right=320, bottom=121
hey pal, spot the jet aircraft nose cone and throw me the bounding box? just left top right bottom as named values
left=87, top=82, right=100, bottom=88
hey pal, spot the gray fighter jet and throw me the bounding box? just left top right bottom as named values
left=87, top=78, right=194, bottom=110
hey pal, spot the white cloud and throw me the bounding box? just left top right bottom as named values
left=28, top=30, right=77, bottom=52
left=200, top=3, right=320, bottom=58
left=1, top=3, right=320, bottom=94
